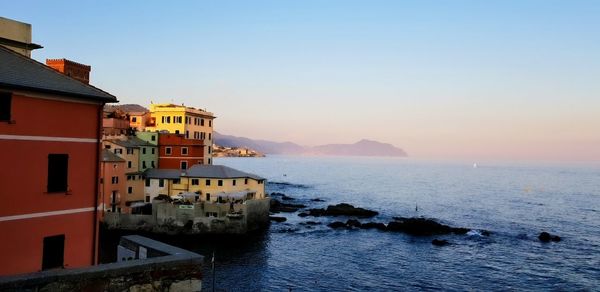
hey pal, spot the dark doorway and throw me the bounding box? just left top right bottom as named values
left=42, top=234, right=65, bottom=270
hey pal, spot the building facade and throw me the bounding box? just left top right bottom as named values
left=144, top=103, right=215, bottom=165
left=144, top=165, right=265, bottom=203
left=158, top=133, right=204, bottom=170
left=100, top=149, right=127, bottom=214
left=0, top=45, right=116, bottom=275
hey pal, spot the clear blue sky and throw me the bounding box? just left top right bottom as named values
left=4, top=1, right=600, bottom=160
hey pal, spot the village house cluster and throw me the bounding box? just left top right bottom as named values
left=0, top=16, right=267, bottom=280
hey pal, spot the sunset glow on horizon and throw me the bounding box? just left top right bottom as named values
left=5, top=1, right=599, bottom=161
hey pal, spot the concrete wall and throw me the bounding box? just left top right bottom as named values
left=0, top=235, right=203, bottom=292
left=0, top=17, right=32, bottom=57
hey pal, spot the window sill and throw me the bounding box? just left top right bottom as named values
left=0, top=120, right=16, bottom=124
left=46, top=189, right=72, bottom=195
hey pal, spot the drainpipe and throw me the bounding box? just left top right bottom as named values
left=92, top=104, right=102, bottom=265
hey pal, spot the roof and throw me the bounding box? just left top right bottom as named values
left=101, top=149, right=125, bottom=162
left=0, top=45, right=117, bottom=102
left=184, top=165, right=264, bottom=180
left=106, top=137, right=156, bottom=148
left=144, top=168, right=182, bottom=179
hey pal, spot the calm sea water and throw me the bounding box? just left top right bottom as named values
left=111, top=156, right=600, bottom=291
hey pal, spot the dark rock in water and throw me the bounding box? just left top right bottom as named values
left=304, top=203, right=378, bottom=218
left=311, top=198, right=326, bottom=202
left=346, top=219, right=362, bottom=228
left=539, top=232, right=561, bottom=242
left=432, top=239, right=450, bottom=246
left=387, top=217, right=467, bottom=236
left=298, top=212, right=309, bottom=217
left=480, top=230, right=491, bottom=236
left=270, top=192, right=296, bottom=201
left=270, top=198, right=306, bottom=213
left=326, top=203, right=378, bottom=217
left=269, top=216, right=287, bottom=223
left=300, top=221, right=321, bottom=226
left=328, top=221, right=348, bottom=229
left=452, top=228, right=470, bottom=235
left=360, top=222, right=387, bottom=231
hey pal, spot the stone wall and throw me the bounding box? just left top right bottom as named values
left=104, top=198, right=270, bottom=234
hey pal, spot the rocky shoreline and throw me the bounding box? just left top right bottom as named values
left=268, top=191, right=561, bottom=245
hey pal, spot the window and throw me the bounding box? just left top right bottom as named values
left=145, top=179, right=150, bottom=187
left=165, top=147, right=172, bottom=155
left=114, top=148, right=122, bottom=155
left=191, top=179, right=199, bottom=185
left=146, top=196, right=150, bottom=203
left=208, top=158, right=212, bottom=165
left=258, top=180, right=263, bottom=184
left=173, top=179, right=181, bottom=184
left=166, top=116, right=171, bottom=123
left=132, top=117, right=137, bottom=122
left=151, top=148, right=155, bottom=154
left=181, top=147, right=188, bottom=155
left=233, top=180, right=236, bottom=186
left=208, top=146, right=212, bottom=154
left=151, top=161, right=155, bottom=168
left=127, top=161, right=132, bottom=168
left=127, top=148, right=133, bottom=155
left=47, top=154, right=68, bottom=193
left=42, top=235, right=64, bottom=270
left=142, top=148, right=146, bottom=154
left=126, top=175, right=131, bottom=181
left=201, top=119, right=205, bottom=126
left=161, top=116, right=165, bottom=123
left=181, top=161, right=188, bottom=170
left=245, top=178, right=248, bottom=185
left=218, top=180, right=223, bottom=186
left=128, top=187, right=133, bottom=194
left=209, top=133, right=212, bottom=140
left=185, top=131, right=189, bottom=139
left=206, top=179, right=211, bottom=186
left=111, top=176, right=118, bottom=184
left=209, top=120, right=212, bottom=127
left=151, top=135, right=156, bottom=141
left=175, top=130, right=180, bottom=134
left=0, top=92, right=12, bottom=121
left=206, top=193, right=211, bottom=201
left=159, top=179, right=164, bottom=187
left=143, top=161, right=147, bottom=168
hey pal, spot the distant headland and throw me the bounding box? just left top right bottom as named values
left=214, top=132, right=407, bottom=157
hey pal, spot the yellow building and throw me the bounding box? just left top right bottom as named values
left=145, top=103, right=215, bottom=165
left=144, top=165, right=265, bottom=203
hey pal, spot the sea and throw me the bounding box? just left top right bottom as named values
left=105, top=155, right=600, bottom=291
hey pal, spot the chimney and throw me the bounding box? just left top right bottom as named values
left=46, top=59, right=91, bottom=84
left=0, top=17, right=43, bottom=57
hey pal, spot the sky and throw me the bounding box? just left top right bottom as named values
left=4, top=1, right=600, bottom=161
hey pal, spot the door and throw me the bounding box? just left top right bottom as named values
left=42, top=234, right=65, bottom=270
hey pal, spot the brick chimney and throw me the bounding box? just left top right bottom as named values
left=46, top=58, right=91, bottom=84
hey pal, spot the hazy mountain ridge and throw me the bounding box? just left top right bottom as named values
left=214, top=132, right=407, bottom=157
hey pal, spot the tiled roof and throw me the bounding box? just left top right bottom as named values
left=106, top=137, right=155, bottom=148
left=0, top=45, right=117, bottom=102
left=101, top=149, right=125, bottom=162
left=144, top=168, right=183, bottom=179
left=184, top=165, right=264, bottom=180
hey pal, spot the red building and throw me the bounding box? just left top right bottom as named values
left=158, top=133, right=204, bottom=170
left=0, top=46, right=116, bottom=276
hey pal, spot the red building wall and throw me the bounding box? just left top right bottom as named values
left=0, top=93, right=102, bottom=276
left=158, top=133, right=204, bottom=170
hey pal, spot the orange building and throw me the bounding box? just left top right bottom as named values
left=0, top=46, right=117, bottom=276
left=99, top=149, right=126, bottom=215
left=158, top=133, right=204, bottom=170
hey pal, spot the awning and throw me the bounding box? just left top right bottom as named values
left=216, top=190, right=255, bottom=200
